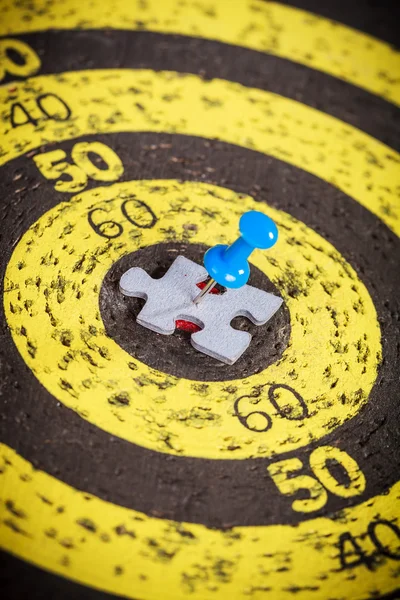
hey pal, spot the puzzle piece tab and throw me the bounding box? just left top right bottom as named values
left=120, top=256, right=283, bottom=365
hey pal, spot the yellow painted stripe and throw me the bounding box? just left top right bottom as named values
left=1, top=70, right=399, bottom=235
left=0, top=444, right=399, bottom=600
left=0, top=0, right=399, bottom=106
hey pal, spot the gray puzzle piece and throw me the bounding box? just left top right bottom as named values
left=120, top=255, right=283, bottom=365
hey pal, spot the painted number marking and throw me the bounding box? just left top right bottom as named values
left=233, top=384, right=309, bottom=432
left=88, top=199, right=158, bottom=239
left=10, top=93, right=71, bottom=128
left=267, top=446, right=366, bottom=513
left=33, top=142, right=124, bottom=193
left=338, top=519, right=400, bottom=570
left=0, top=38, right=40, bottom=81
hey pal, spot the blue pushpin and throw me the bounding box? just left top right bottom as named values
left=194, top=210, right=278, bottom=304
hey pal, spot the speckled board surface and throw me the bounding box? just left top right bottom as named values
left=0, top=1, right=399, bottom=599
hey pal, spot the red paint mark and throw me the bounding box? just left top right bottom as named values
left=176, top=281, right=220, bottom=332
left=176, top=320, right=201, bottom=333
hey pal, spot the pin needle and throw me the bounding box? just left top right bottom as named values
left=193, top=277, right=216, bottom=305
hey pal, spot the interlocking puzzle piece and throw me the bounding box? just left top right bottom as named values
left=120, top=256, right=283, bottom=365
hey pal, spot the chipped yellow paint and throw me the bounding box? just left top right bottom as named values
left=4, top=180, right=381, bottom=459
left=1, top=70, right=399, bottom=235
left=0, top=444, right=399, bottom=600
left=0, top=2, right=397, bottom=598
left=0, top=0, right=399, bottom=106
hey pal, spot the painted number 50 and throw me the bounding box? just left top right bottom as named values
left=33, top=141, right=124, bottom=193
left=267, top=445, right=366, bottom=513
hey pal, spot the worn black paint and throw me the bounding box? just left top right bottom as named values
left=0, top=2, right=399, bottom=595
left=277, top=0, right=400, bottom=46
left=0, top=550, right=128, bottom=600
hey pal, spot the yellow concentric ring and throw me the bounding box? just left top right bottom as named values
left=0, top=443, right=399, bottom=600
left=1, top=0, right=399, bottom=105
left=1, top=70, right=399, bottom=234
left=4, top=180, right=381, bottom=458
left=1, top=2, right=399, bottom=598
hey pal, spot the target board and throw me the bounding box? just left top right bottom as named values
left=0, top=0, right=399, bottom=599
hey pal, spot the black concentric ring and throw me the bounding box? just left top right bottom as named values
left=1, top=29, right=399, bottom=150
left=1, top=131, right=398, bottom=527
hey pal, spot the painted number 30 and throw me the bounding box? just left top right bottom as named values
left=0, top=38, right=40, bottom=81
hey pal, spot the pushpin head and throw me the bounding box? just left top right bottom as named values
left=204, top=243, right=250, bottom=288
left=203, top=210, right=278, bottom=289
left=239, top=210, right=278, bottom=249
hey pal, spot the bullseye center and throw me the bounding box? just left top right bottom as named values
left=100, top=242, right=290, bottom=382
